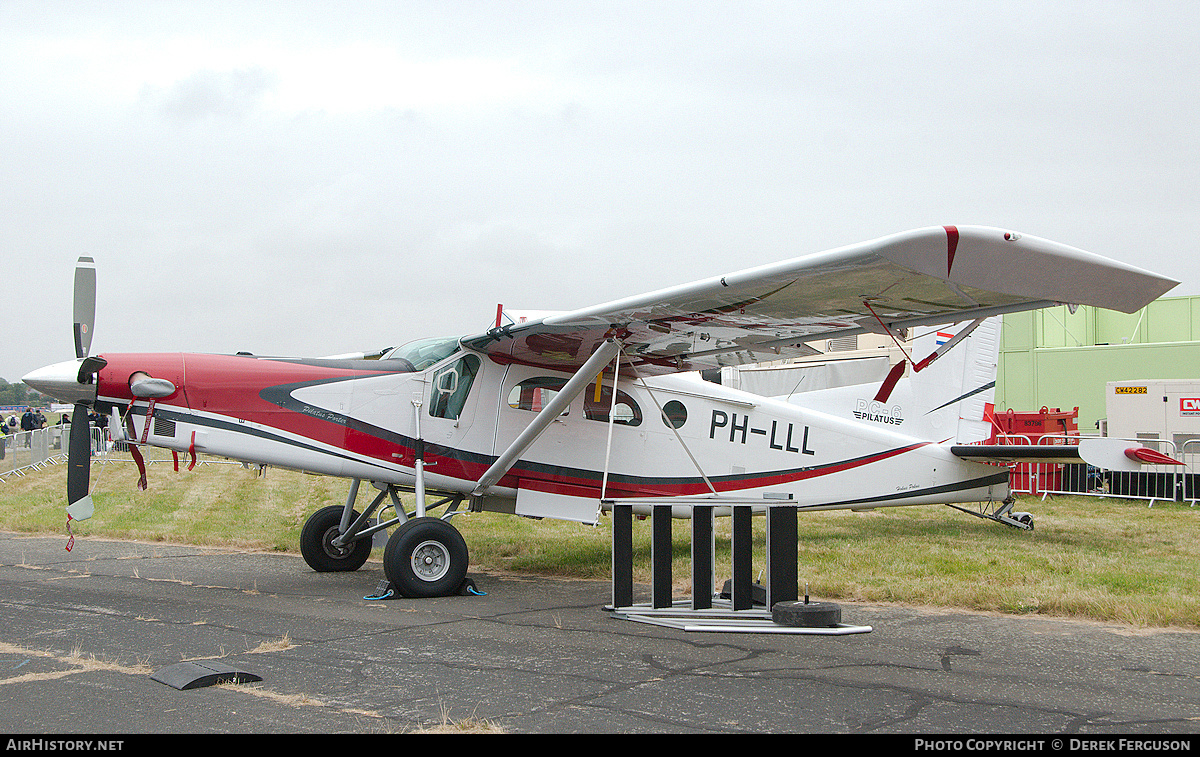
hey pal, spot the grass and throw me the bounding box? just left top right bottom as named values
left=2, top=450, right=1199, bottom=629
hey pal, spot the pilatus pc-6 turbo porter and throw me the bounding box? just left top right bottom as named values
left=25, top=226, right=1180, bottom=598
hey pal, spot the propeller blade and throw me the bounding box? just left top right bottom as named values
left=66, top=402, right=94, bottom=520
left=73, top=256, right=96, bottom=359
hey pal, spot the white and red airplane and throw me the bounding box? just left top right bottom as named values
left=24, top=225, right=1180, bottom=598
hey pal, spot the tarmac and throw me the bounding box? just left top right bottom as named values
left=1, top=529, right=1199, bottom=739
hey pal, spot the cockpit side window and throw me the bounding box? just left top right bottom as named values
left=429, top=354, right=481, bottom=420
left=384, top=336, right=464, bottom=371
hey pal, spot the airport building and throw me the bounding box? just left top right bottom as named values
left=996, top=295, right=1200, bottom=436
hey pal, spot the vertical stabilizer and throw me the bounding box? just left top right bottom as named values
left=778, top=317, right=1001, bottom=443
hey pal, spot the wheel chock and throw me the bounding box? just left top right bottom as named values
left=150, top=660, right=262, bottom=690
left=771, top=600, right=843, bottom=628
left=364, top=579, right=395, bottom=600
left=459, top=576, right=485, bottom=596
left=364, top=576, right=483, bottom=600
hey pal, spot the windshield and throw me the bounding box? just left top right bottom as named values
left=383, top=336, right=465, bottom=370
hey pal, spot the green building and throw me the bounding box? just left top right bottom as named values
left=998, top=295, right=1200, bottom=431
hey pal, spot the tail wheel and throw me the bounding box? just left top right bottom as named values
left=300, top=505, right=373, bottom=572
left=383, top=517, right=469, bottom=598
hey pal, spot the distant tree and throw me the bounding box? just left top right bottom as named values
left=0, top=379, right=48, bottom=407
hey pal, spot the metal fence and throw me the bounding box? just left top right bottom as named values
left=0, top=426, right=111, bottom=480
left=1181, top=439, right=1200, bottom=505
left=1, top=425, right=254, bottom=484
left=991, top=434, right=1037, bottom=495
left=995, top=432, right=1192, bottom=508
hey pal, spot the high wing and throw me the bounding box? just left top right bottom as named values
left=463, top=225, right=1178, bottom=376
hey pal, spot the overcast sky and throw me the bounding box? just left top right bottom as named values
left=3, top=1, right=1197, bottom=384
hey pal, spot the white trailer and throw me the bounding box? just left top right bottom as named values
left=1105, top=379, right=1200, bottom=452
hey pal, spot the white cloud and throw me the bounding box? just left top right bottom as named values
left=8, top=30, right=567, bottom=117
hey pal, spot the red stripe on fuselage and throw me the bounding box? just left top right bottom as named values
left=97, top=352, right=405, bottom=459
left=502, top=441, right=931, bottom=499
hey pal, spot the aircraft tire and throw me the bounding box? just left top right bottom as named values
left=383, top=517, right=469, bottom=598
left=300, top=505, right=373, bottom=572
left=771, top=600, right=842, bottom=628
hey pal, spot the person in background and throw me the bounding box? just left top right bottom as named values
left=20, top=407, right=35, bottom=446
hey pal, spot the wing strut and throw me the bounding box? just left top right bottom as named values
left=619, top=345, right=719, bottom=498
left=411, top=393, right=428, bottom=517
left=599, top=347, right=622, bottom=500
left=871, top=314, right=987, bottom=403
left=471, top=339, right=622, bottom=499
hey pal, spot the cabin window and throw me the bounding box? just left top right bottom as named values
left=661, top=400, right=688, bottom=429
left=585, top=384, right=642, bottom=427
left=507, top=377, right=643, bottom=427
left=429, top=354, right=481, bottom=420
left=508, top=377, right=570, bottom=416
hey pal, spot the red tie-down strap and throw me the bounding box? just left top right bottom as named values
left=124, top=407, right=148, bottom=491
left=167, top=433, right=197, bottom=473
left=865, top=299, right=986, bottom=404
left=139, top=399, right=156, bottom=444
left=65, top=515, right=75, bottom=552
left=873, top=361, right=907, bottom=404
left=172, top=433, right=198, bottom=472
left=872, top=341, right=958, bottom=403
left=864, top=300, right=915, bottom=404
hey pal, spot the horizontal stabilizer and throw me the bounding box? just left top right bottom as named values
left=950, top=438, right=1184, bottom=471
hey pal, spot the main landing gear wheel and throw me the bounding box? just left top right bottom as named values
left=300, top=505, right=373, bottom=572
left=383, top=517, right=469, bottom=598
